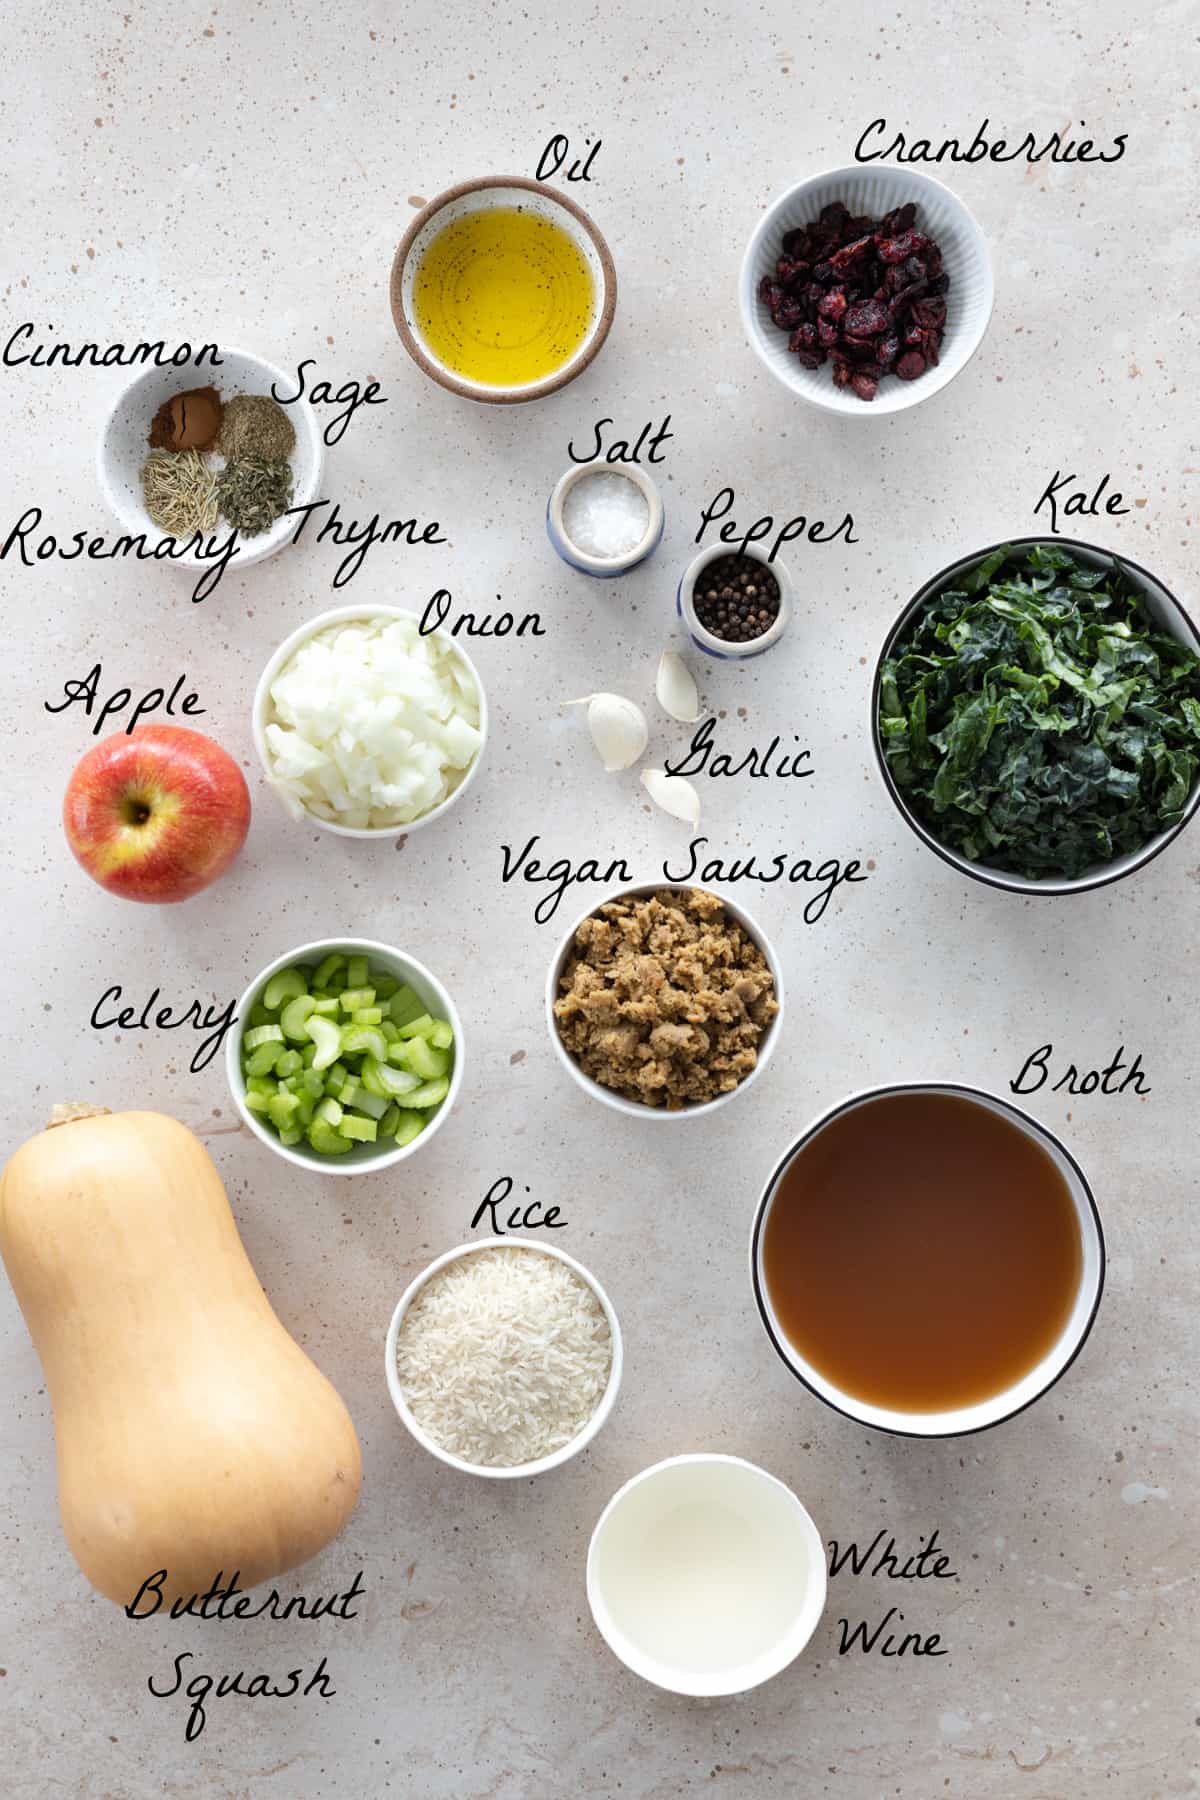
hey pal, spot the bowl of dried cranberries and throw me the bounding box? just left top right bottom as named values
left=740, top=167, right=993, bottom=416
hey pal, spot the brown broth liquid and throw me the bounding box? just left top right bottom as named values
left=762, top=1093, right=1083, bottom=1412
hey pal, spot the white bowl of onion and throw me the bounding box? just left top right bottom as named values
left=252, top=605, right=487, bottom=837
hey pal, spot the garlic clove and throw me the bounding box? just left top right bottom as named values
left=656, top=650, right=701, bottom=723
left=563, top=692, right=648, bottom=772
left=640, top=768, right=702, bottom=824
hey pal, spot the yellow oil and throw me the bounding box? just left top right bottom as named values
left=412, top=206, right=595, bottom=387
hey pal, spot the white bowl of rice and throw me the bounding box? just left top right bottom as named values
left=385, top=1238, right=623, bottom=1479
left=252, top=605, right=487, bottom=837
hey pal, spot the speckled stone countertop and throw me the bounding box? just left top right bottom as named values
left=1, top=4, right=1195, bottom=1796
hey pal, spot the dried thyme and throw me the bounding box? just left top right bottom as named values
left=217, top=456, right=293, bottom=537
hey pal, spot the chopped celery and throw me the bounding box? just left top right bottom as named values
left=312, top=952, right=345, bottom=989
left=340, top=1024, right=387, bottom=1062
left=340, top=1114, right=377, bottom=1143
left=406, top=1077, right=450, bottom=1109
left=391, top=1110, right=425, bottom=1147
left=306, top=1015, right=342, bottom=1070
left=388, top=986, right=425, bottom=1027
left=308, top=1120, right=352, bottom=1156
left=401, top=1037, right=449, bottom=1082
left=264, top=967, right=307, bottom=1010
left=280, top=994, right=316, bottom=1041
left=245, top=1041, right=285, bottom=1077
left=241, top=949, right=456, bottom=1158
left=371, top=1056, right=421, bottom=1096
left=339, top=987, right=376, bottom=1012
left=348, top=1087, right=389, bottom=1120
left=396, top=1013, right=435, bottom=1040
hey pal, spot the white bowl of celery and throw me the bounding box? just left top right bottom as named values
left=228, top=937, right=463, bottom=1172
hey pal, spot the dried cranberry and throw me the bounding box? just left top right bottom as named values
left=759, top=279, right=786, bottom=311
left=878, top=332, right=901, bottom=368
left=876, top=230, right=918, bottom=264
left=771, top=297, right=804, bottom=330
left=817, top=317, right=839, bottom=348
left=812, top=261, right=833, bottom=283
left=819, top=201, right=850, bottom=226
left=818, top=289, right=848, bottom=322
left=844, top=298, right=889, bottom=338
left=830, top=358, right=853, bottom=389
left=850, top=371, right=879, bottom=402
left=776, top=255, right=801, bottom=284
left=903, top=256, right=927, bottom=282
left=895, top=350, right=927, bottom=380
left=880, top=202, right=917, bottom=235
left=828, top=234, right=874, bottom=276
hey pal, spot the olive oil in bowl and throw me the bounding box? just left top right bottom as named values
left=412, top=205, right=596, bottom=390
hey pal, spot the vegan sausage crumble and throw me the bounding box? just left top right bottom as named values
left=552, top=887, right=779, bottom=1109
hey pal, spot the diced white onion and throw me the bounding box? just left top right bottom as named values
left=263, top=617, right=482, bottom=829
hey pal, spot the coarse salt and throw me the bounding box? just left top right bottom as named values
left=562, top=472, right=649, bottom=559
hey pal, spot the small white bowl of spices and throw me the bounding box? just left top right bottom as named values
left=97, top=345, right=324, bottom=572
left=385, top=1238, right=623, bottom=1478
left=547, top=464, right=664, bottom=577
left=678, top=544, right=793, bottom=660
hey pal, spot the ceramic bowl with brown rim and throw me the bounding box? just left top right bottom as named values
left=390, top=177, right=617, bottom=404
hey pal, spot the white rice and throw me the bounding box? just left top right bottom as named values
left=395, top=1247, right=613, bottom=1468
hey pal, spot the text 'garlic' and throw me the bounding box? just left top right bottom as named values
left=563, top=693, right=648, bottom=772
left=656, top=650, right=701, bottom=724
left=641, top=768, right=701, bottom=824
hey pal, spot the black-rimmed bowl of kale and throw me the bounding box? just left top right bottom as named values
left=873, top=539, right=1200, bottom=894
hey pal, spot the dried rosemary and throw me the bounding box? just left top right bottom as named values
left=216, top=455, right=293, bottom=537
left=140, top=448, right=218, bottom=535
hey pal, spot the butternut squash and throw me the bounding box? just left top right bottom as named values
left=0, top=1108, right=361, bottom=1606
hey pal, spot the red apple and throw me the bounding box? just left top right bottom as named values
left=63, top=725, right=251, bottom=903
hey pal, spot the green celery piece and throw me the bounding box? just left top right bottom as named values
left=310, top=996, right=339, bottom=1017
left=279, top=1073, right=302, bottom=1094
left=346, top=955, right=369, bottom=989
left=308, top=1120, right=352, bottom=1156
left=396, top=1013, right=435, bottom=1041
left=306, top=1014, right=342, bottom=1070
left=358, top=1057, right=389, bottom=1099
left=337, top=1077, right=360, bottom=1108
left=429, top=1020, right=454, bottom=1051
left=339, top=986, right=376, bottom=1012
left=315, top=1096, right=343, bottom=1127
left=388, top=986, right=425, bottom=1028
left=301, top=1044, right=317, bottom=1066
left=294, top=1092, right=317, bottom=1127
left=245, top=1041, right=284, bottom=1077
left=267, top=1090, right=301, bottom=1131
left=300, top=1068, right=325, bottom=1098
left=351, top=1006, right=383, bottom=1026
left=325, top=1061, right=349, bottom=1092
left=348, top=1088, right=388, bottom=1121
left=263, top=967, right=307, bottom=1010
left=244, top=1089, right=272, bottom=1114
left=244, top=1023, right=284, bottom=1050
left=391, top=1110, right=425, bottom=1147
left=248, top=1003, right=274, bottom=1029
left=245, top=1073, right=278, bottom=1098
left=406, top=1077, right=450, bottom=1110
left=377, top=1103, right=401, bottom=1138
left=373, top=1057, right=420, bottom=1097
left=327, top=970, right=349, bottom=993
left=312, top=952, right=345, bottom=989
left=402, top=1037, right=449, bottom=1082
left=278, top=1125, right=304, bottom=1147
left=340, top=1114, right=377, bottom=1143
left=380, top=1019, right=399, bottom=1044
left=372, top=973, right=399, bottom=1000
left=340, top=1024, right=388, bottom=1062
left=280, top=994, right=317, bottom=1042
left=275, top=1049, right=302, bottom=1078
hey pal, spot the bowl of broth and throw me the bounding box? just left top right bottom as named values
left=390, top=177, right=617, bottom=404
left=750, top=1084, right=1104, bottom=1437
